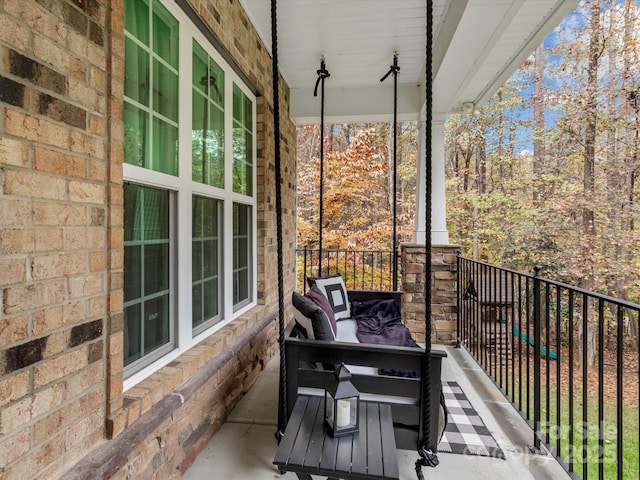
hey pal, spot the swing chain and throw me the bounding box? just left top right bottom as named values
left=414, top=445, right=439, bottom=480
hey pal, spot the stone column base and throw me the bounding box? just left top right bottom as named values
left=400, top=243, right=461, bottom=345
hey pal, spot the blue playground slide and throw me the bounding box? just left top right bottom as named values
left=511, top=324, right=559, bottom=361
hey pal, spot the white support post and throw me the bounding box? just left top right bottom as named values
left=414, top=110, right=449, bottom=245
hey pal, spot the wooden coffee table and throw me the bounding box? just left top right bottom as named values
left=274, top=395, right=399, bottom=480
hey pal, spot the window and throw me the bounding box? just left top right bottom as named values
left=123, top=0, right=256, bottom=382
left=232, top=85, right=253, bottom=196
left=192, top=41, right=224, bottom=187
left=192, top=195, right=221, bottom=332
left=233, top=203, right=251, bottom=309
left=124, top=0, right=179, bottom=175
left=123, top=184, right=173, bottom=367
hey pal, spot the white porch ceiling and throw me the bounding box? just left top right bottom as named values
left=239, top=0, right=579, bottom=124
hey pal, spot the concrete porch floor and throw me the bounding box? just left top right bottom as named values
left=183, top=346, right=569, bottom=480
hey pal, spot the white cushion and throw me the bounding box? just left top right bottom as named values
left=335, top=319, right=359, bottom=343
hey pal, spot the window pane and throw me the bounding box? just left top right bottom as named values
left=142, top=186, right=170, bottom=239
left=123, top=103, right=147, bottom=168
left=232, top=85, right=252, bottom=196
left=124, top=38, right=149, bottom=105
left=192, top=241, right=202, bottom=280
left=125, top=304, right=142, bottom=364
left=124, top=245, right=141, bottom=300
left=192, top=41, right=224, bottom=188
left=153, top=59, right=178, bottom=121
left=192, top=283, right=203, bottom=326
left=152, top=0, right=178, bottom=68
left=203, top=279, right=218, bottom=320
left=192, top=42, right=209, bottom=96
left=144, top=243, right=169, bottom=293
left=152, top=117, right=178, bottom=175
left=123, top=183, right=171, bottom=367
left=192, top=196, right=220, bottom=329
left=144, top=294, right=170, bottom=352
left=233, top=203, right=251, bottom=307
left=125, top=0, right=149, bottom=44
left=124, top=0, right=178, bottom=176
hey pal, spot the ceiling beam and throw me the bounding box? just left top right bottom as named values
left=290, top=84, right=422, bottom=125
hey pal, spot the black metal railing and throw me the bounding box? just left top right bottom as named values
left=457, top=256, right=639, bottom=480
left=296, top=247, right=398, bottom=292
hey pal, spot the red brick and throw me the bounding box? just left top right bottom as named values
left=0, top=228, right=35, bottom=254
left=0, top=258, right=26, bottom=286
left=34, top=147, right=87, bottom=178
left=0, top=315, right=29, bottom=349
left=65, top=408, right=105, bottom=449
left=0, top=370, right=30, bottom=407
left=33, top=348, right=87, bottom=387
left=0, top=135, right=28, bottom=167
left=68, top=273, right=104, bottom=298
left=0, top=429, right=30, bottom=468
left=32, top=252, right=86, bottom=280
left=65, top=227, right=106, bottom=250
left=5, top=109, right=70, bottom=149
left=4, top=281, right=66, bottom=315
left=0, top=198, right=30, bottom=226
left=33, top=202, right=86, bottom=226
left=34, top=228, right=64, bottom=252
left=69, top=180, right=105, bottom=204
left=4, top=169, right=66, bottom=201
left=28, top=434, right=65, bottom=474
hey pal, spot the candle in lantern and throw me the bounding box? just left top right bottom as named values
left=336, top=399, right=351, bottom=427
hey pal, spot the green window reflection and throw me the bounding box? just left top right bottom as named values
left=124, top=0, right=178, bottom=176
left=232, top=85, right=253, bottom=196
left=192, top=41, right=225, bottom=187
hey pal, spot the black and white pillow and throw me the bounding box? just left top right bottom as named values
left=307, top=274, right=351, bottom=321
left=291, top=291, right=335, bottom=341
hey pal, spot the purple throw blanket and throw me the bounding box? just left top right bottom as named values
left=352, top=298, right=420, bottom=377
left=352, top=298, right=418, bottom=348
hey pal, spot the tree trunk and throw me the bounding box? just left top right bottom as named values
left=581, top=0, right=602, bottom=369
left=477, top=130, right=487, bottom=194
left=533, top=44, right=545, bottom=204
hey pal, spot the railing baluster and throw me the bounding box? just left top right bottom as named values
left=556, top=284, right=561, bottom=457
left=545, top=278, right=551, bottom=446
left=568, top=289, right=575, bottom=474
left=518, top=273, right=523, bottom=413
left=526, top=275, right=531, bottom=422
left=616, top=306, right=623, bottom=480
left=582, top=295, right=588, bottom=480
left=598, top=299, right=604, bottom=480
left=533, top=266, right=542, bottom=452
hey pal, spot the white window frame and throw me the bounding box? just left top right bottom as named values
left=123, top=0, right=257, bottom=390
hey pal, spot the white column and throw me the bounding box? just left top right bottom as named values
left=414, top=111, right=449, bottom=244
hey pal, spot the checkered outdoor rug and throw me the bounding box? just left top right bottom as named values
left=438, top=381, right=506, bottom=459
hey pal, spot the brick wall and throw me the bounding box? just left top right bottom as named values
left=0, top=0, right=111, bottom=477
left=0, top=0, right=297, bottom=478
left=401, top=244, right=460, bottom=345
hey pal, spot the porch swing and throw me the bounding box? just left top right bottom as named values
left=270, top=1, right=445, bottom=479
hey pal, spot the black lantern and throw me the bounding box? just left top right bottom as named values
left=324, top=363, right=360, bottom=437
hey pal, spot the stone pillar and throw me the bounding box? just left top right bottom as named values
left=401, top=243, right=460, bottom=345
